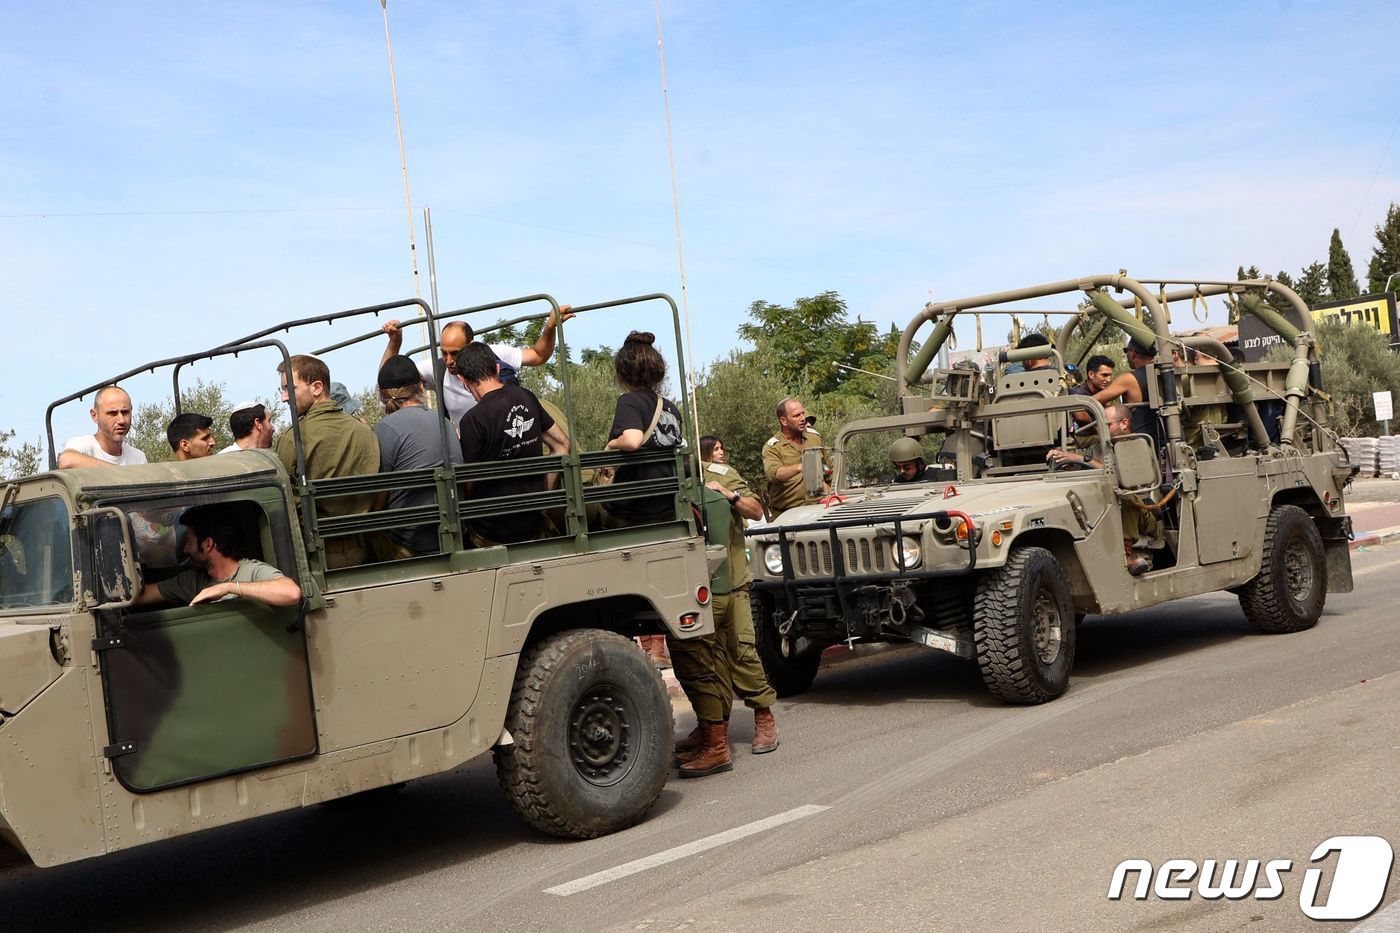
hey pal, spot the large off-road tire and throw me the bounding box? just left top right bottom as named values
left=972, top=546, right=1076, bottom=705
left=751, top=590, right=821, bottom=697
left=1237, top=504, right=1327, bottom=634
left=494, top=629, right=672, bottom=839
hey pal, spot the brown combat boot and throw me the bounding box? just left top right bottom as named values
left=752, top=707, right=779, bottom=754
left=672, top=722, right=706, bottom=765
left=677, top=721, right=733, bottom=778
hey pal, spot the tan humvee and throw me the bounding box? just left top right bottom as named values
left=0, top=294, right=714, bottom=869
left=747, top=274, right=1356, bottom=703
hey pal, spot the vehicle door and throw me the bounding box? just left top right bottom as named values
left=88, top=485, right=318, bottom=793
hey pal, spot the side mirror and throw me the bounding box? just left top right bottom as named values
left=1112, top=434, right=1162, bottom=494
left=801, top=448, right=825, bottom=499
left=80, top=507, right=139, bottom=608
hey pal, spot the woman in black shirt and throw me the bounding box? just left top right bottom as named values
left=602, top=331, right=684, bottom=524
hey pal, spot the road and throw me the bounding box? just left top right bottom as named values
left=4, top=543, right=1400, bottom=932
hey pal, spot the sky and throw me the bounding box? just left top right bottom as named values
left=5, top=0, right=1400, bottom=457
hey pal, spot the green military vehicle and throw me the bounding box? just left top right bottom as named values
left=748, top=274, right=1356, bottom=702
left=0, top=294, right=715, bottom=869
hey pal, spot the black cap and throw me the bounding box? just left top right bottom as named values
left=378, top=354, right=421, bottom=390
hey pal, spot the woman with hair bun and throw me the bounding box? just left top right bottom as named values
left=601, top=331, right=684, bottom=525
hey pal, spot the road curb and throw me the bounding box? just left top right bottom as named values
left=1349, top=526, right=1400, bottom=550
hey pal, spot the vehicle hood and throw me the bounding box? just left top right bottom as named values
left=761, top=480, right=1090, bottom=529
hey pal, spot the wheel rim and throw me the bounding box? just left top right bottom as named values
left=568, top=684, right=636, bottom=787
left=1283, top=538, right=1315, bottom=605
left=1030, top=585, right=1063, bottom=665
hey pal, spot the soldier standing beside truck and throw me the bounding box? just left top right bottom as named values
left=762, top=398, right=829, bottom=518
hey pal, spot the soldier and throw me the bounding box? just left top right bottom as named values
left=1047, top=402, right=1157, bottom=575
left=58, top=385, right=148, bottom=468
left=166, top=413, right=215, bottom=461
left=888, top=437, right=939, bottom=484
left=762, top=398, right=830, bottom=518
left=670, top=450, right=779, bottom=777
left=274, top=354, right=380, bottom=568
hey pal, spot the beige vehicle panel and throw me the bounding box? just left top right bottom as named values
left=487, top=539, right=712, bottom=659
left=0, top=670, right=105, bottom=868
left=307, top=572, right=492, bottom=754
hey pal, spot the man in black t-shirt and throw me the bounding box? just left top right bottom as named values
left=457, top=343, right=571, bottom=545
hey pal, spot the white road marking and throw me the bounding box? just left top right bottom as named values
left=542, top=804, right=830, bottom=896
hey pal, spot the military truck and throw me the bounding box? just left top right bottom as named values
left=0, top=293, right=715, bottom=869
left=748, top=274, right=1356, bottom=702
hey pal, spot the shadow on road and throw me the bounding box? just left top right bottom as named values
left=0, top=759, right=572, bottom=932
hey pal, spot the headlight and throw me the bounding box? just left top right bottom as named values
left=763, top=544, right=785, bottom=574
left=895, top=537, right=922, bottom=569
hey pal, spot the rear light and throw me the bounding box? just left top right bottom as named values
left=677, top=612, right=701, bottom=631
left=695, top=585, right=711, bottom=606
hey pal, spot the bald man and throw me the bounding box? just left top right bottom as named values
left=379, top=306, right=574, bottom=425
left=59, top=386, right=149, bottom=468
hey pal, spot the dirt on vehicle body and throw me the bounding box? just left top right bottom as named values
left=748, top=273, right=1356, bottom=702
left=0, top=293, right=715, bottom=869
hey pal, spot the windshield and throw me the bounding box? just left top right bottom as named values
left=0, top=496, right=75, bottom=610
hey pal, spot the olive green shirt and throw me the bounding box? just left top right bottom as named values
left=762, top=429, right=830, bottom=517
left=275, top=401, right=380, bottom=517
left=703, top=460, right=753, bottom=592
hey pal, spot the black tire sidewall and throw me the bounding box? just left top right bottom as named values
left=1269, top=508, right=1327, bottom=625
left=1014, top=550, right=1076, bottom=697
left=751, top=590, right=821, bottom=697
left=510, top=632, right=671, bottom=836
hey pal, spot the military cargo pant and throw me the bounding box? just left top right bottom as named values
left=669, top=586, right=777, bottom=720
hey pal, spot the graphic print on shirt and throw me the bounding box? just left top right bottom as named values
left=502, top=405, right=536, bottom=453
left=650, top=408, right=682, bottom=448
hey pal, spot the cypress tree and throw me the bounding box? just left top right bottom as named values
left=1366, top=202, right=1400, bottom=293
left=1326, top=228, right=1360, bottom=300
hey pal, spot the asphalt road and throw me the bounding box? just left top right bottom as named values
left=4, top=543, right=1400, bottom=932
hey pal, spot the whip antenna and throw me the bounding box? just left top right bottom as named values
left=654, top=0, right=702, bottom=453
left=380, top=0, right=429, bottom=349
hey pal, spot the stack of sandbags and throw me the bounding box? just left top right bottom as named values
left=1340, top=437, right=1379, bottom=477
left=1378, top=436, right=1400, bottom=478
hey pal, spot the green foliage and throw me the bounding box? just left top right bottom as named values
left=0, top=430, right=43, bottom=479
left=525, top=351, right=622, bottom=452
left=1310, top=320, right=1400, bottom=436
left=1326, top=228, right=1360, bottom=300
left=1269, top=270, right=1298, bottom=315
left=737, top=292, right=897, bottom=398
left=352, top=386, right=385, bottom=428
left=1366, top=202, right=1400, bottom=293
left=124, top=381, right=283, bottom=463
left=692, top=348, right=791, bottom=492
left=1226, top=265, right=1264, bottom=324
left=1294, top=262, right=1327, bottom=307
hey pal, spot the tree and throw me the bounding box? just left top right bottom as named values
left=1366, top=202, right=1400, bottom=294
left=1304, top=319, right=1400, bottom=436
left=692, top=348, right=791, bottom=495
left=737, top=292, right=895, bottom=398
left=1293, top=262, right=1328, bottom=307
left=1326, top=228, right=1360, bottom=300
left=1268, top=270, right=1298, bottom=315
left=124, top=380, right=280, bottom=463
left=1225, top=266, right=1263, bottom=324
left=0, top=430, right=43, bottom=480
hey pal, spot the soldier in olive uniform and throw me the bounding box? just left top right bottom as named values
left=669, top=446, right=780, bottom=777
left=762, top=398, right=830, bottom=518
left=275, top=354, right=380, bottom=569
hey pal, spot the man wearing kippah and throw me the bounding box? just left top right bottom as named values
left=367, top=355, right=463, bottom=561
left=219, top=401, right=274, bottom=453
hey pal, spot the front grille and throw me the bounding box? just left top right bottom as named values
left=786, top=534, right=892, bottom=578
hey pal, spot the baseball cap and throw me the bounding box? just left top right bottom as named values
left=378, top=355, right=421, bottom=390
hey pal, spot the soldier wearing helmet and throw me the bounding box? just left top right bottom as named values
left=889, top=437, right=936, bottom=484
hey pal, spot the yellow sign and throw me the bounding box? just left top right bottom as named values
left=1312, top=296, right=1394, bottom=335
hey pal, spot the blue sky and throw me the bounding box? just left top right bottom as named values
left=5, top=1, right=1400, bottom=453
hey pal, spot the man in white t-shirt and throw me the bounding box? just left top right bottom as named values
left=58, top=385, right=149, bottom=468
left=378, top=305, right=574, bottom=425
